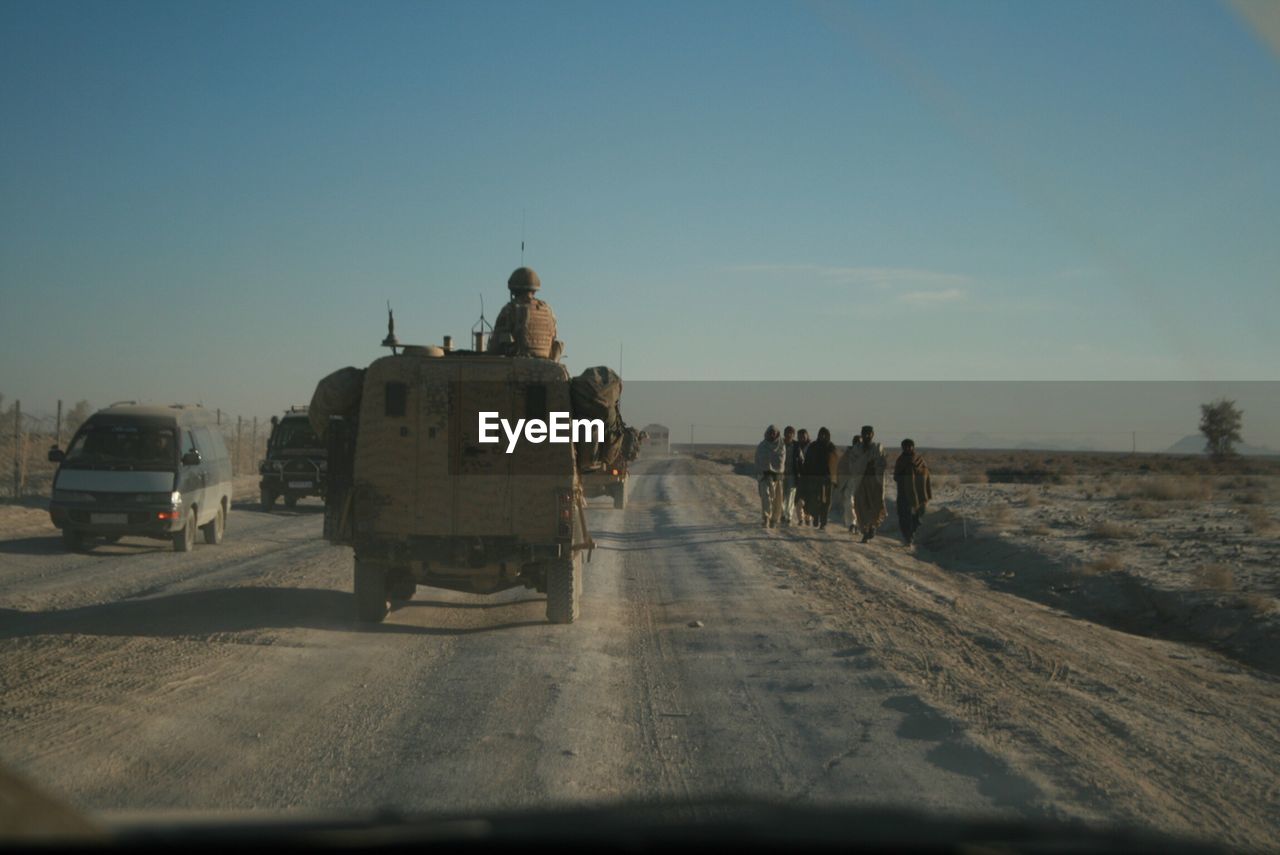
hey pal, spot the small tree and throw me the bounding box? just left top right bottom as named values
left=1199, top=398, right=1243, bottom=460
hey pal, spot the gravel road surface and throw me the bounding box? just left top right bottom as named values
left=1, top=458, right=1275, bottom=847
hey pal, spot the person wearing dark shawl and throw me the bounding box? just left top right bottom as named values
left=893, top=438, right=932, bottom=545
left=792, top=429, right=811, bottom=525
left=845, top=424, right=887, bottom=542
left=800, top=426, right=840, bottom=528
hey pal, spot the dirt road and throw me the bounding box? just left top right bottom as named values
left=1, top=458, right=1275, bottom=847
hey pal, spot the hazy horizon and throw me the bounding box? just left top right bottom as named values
left=3, top=1, right=1278, bottom=426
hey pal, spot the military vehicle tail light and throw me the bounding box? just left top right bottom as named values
left=611, top=468, right=619, bottom=476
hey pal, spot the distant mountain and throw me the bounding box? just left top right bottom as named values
left=1165, top=434, right=1278, bottom=456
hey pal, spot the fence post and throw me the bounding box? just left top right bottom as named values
left=12, top=400, right=20, bottom=498
left=56, top=399, right=63, bottom=448
left=236, top=416, right=243, bottom=476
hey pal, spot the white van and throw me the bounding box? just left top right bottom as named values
left=47, top=404, right=233, bottom=552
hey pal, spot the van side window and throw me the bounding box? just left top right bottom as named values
left=385, top=382, right=407, bottom=417
left=199, top=426, right=230, bottom=462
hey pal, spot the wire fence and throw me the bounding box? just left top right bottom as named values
left=1, top=399, right=271, bottom=500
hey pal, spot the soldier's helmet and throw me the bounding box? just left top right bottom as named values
left=507, top=267, right=541, bottom=293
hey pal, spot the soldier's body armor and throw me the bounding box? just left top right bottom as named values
left=489, top=298, right=559, bottom=359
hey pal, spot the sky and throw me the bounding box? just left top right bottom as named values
left=2, top=0, right=1278, bottom=441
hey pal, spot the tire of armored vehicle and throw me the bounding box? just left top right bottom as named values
left=322, top=350, right=589, bottom=625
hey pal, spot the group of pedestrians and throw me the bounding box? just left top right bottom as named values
left=754, top=424, right=932, bottom=546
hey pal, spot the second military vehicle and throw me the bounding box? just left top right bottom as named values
left=315, top=341, right=598, bottom=625
left=259, top=406, right=327, bottom=511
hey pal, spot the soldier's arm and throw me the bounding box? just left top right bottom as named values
left=488, top=305, right=513, bottom=352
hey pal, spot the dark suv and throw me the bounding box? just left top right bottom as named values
left=259, top=407, right=327, bottom=511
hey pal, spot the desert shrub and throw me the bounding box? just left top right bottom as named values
left=1238, top=593, right=1273, bottom=615
left=1191, top=563, right=1235, bottom=592
left=1125, top=499, right=1161, bottom=519
left=1020, top=488, right=1040, bottom=508
left=1121, top=477, right=1212, bottom=502
left=1026, top=523, right=1052, bottom=537
left=1079, top=554, right=1122, bottom=575
left=986, top=466, right=1064, bottom=485
left=960, top=471, right=988, bottom=485
left=1231, top=492, right=1264, bottom=505
left=1088, top=521, right=1140, bottom=540
left=983, top=504, right=1014, bottom=526
left=1243, top=507, right=1276, bottom=535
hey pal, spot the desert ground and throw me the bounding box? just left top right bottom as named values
left=0, top=452, right=1277, bottom=848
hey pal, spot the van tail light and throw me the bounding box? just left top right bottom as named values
left=557, top=490, right=573, bottom=538
left=157, top=510, right=180, bottom=521
left=611, top=468, right=619, bottom=476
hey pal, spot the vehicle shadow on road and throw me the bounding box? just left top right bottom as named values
left=0, top=536, right=175, bottom=556
left=0, top=587, right=548, bottom=639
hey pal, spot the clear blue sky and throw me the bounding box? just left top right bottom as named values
left=2, top=0, right=1278, bottom=431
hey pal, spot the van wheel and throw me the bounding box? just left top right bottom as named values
left=284, top=495, right=298, bottom=509
left=354, top=559, right=389, bottom=623
left=260, top=489, right=275, bottom=512
left=173, top=513, right=196, bottom=552
left=201, top=505, right=225, bottom=545
left=61, top=529, right=85, bottom=552
left=545, top=555, right=582, bottom=624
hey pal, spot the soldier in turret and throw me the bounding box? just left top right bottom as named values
left=488, top=267, right=564, bottom=361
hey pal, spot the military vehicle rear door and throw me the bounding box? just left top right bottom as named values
left=450, top=371, right=512, bottom=536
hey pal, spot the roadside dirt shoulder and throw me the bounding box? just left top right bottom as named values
left=686, top=458, right=1280, bottom=850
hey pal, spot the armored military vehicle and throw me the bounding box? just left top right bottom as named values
left=315, top=340, right=593, bottom=624
left=258, top=406, right=327, bottom=511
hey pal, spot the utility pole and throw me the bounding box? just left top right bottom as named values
left=216, top=408, right=221, bottom=426
left=690, top=423, right=695, bottom=447
left=55, top=400, right=63, bottom=448
left=1132, top=431, right=1137, bottom=455
left=235, top=416, right=243, bottom=476
left=251, top=417, right=258, bottom=470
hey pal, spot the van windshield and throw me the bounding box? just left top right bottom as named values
left=64, top=424, right=177, bottom=470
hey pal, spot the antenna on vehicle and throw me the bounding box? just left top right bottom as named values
left=472, top=293, right=493, bottom=352
left=381, top=301, right=400, bottom=354
left=520, top=208, right=526, bottom=264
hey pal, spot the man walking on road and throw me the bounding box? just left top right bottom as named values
left=800, top=426, right=839, bottom=529
left=755, top=424, right=786, bottom=528
left=893, top=438, right=932, bottom=546
left=834, top=435, right=862, bottom=532
left=781, top=425, right=798, bottom=526
left=792, top=429, right=811, bottom=525
left=847, top=424, right=888, bottom=542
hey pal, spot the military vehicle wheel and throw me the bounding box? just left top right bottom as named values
left=354, top=560, right=389, bottom=623
left=102, top=535, right=122, bottom=544
left=260, top=489, right=275, bottom=512
left=284, top=495, right=298, bottom=509
left=388, top=571, right=416, bottom=603
left=173, top=512, right=196, bottom=553
left=201, top=504, right=225, bottom=545
left=545, top=555, right=582, bottom=624
left=61, top=529, right=85, bottom=552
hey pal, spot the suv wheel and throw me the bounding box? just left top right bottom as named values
left=173, top=512, right=196, bottom=552
left=353, top=559, right=389, bottom=623
left=260, top=488, right=275, bottom=512
left=61, top=529, right=85, bottom=552
left=545, top=554, right=582, bottom=624
left=284, top=494, right=298, bottom=509
left=201, top=504, right=225, bottom=545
